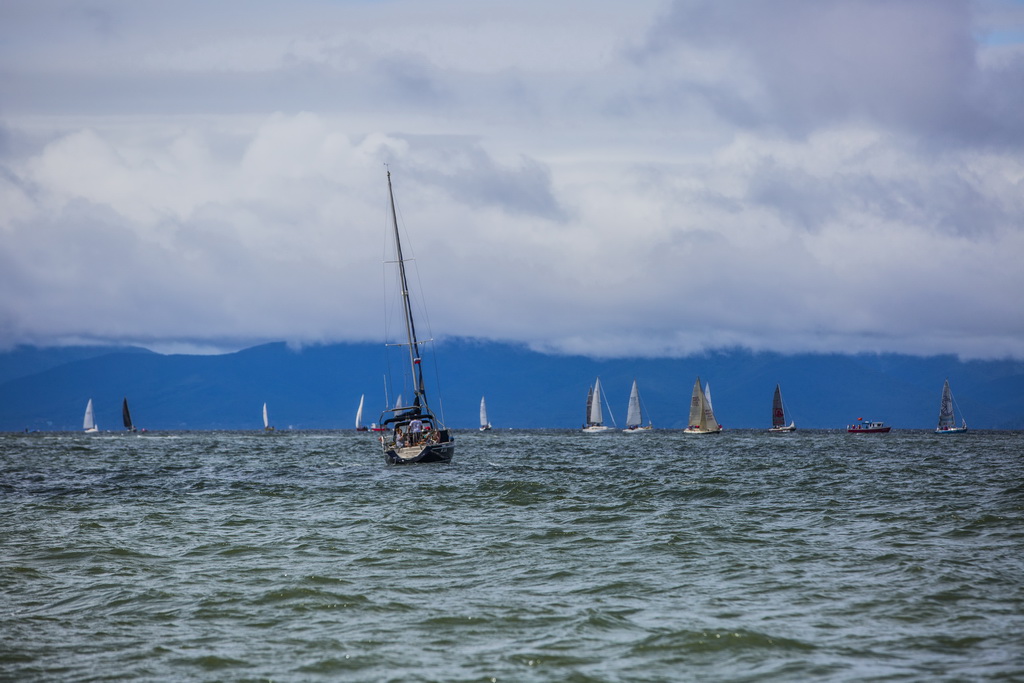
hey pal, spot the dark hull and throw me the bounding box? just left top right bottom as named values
left=383, top=441, right=455, bottom=465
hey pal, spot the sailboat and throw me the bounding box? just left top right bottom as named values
left=122, top=397, right=137, bottom=433
left=377, top=170, right=455, bottom=464
left=936, top=379, right=968, bottom=434
left=262, top=402, right=275, bottom=432
left=479, top=396, right=492, bottom=431
left=355, top=394, right=369, bottom=431
left=767, top=383, right=796, bottom=432
left=83, top=398, right=99, bottom=433
left=683, top=377, right=722, bottom=434
left=622, top=379, right=653, bottom=433
left=582, top=377, right=615, bottom=433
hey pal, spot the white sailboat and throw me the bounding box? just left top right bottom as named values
left=377, top=170, right=455, bottom=464
left=768, top=383, right=796, bottom=432
left=479, top=396, right=492, bottom=431
left=936, top=379, right=968, bottom=434
left=262, top=402, right=275, bottom=432
left=83, top=398, right=99, bottom=433
left=683, top=377, right=722, bottom=434
left=582, top=377, right=615, bottom=433
left=355, top=394, right=368, bottom=431
left=622, top=379, right=653, bottom=433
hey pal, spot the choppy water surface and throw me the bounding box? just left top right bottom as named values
left=2, top=430, right=1022, bottom=681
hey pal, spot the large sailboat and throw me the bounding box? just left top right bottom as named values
left=582, top=377, right=615, bottom=433
left=622, top=379, right=653, bottom=433
left=377, top=170, right=455, bottom=464
left=83, top=398, right=99, bottom=433
left=936, top=379, right=968, bottom=434
left=767, top=383, right=796, bottom=432
left=122, top=397, right=137, bottom=433
left=479, top=396, right=492, bottom=431
left=683, top=377, right=722, bottom=434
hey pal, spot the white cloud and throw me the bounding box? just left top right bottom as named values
left=1, top=0, right=1024, bottom=359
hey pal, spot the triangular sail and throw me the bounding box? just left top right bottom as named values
left=688, top=378, right=705, bottom=428
left=480, top=396, right=489, bottom=428
left=938, top=380, right=955, bottom=429
left=263, top=402, right=269, bottom=429
left=83, top=399, right=95, bottom=430
left=122, top=397, right=134, bottom=431
left=356, top=394, right=365, bottom=429
left=772, top=384, right=786, bottom=428
left=626, top=380, right=642, bottom=427
left=589, top=378, right=604, bottom=425
left=703, top=382, right=718, bottom=428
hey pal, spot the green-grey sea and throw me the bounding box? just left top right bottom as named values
left=2, top=429, right=1022, bottom=681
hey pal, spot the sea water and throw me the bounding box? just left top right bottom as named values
left=2, top=430, right=1022, bottom=681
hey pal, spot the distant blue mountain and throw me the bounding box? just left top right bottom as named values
left=1, top=340, right=1022, bottom=431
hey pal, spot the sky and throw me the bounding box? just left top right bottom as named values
left=2, top=0, right=1024, bottom=360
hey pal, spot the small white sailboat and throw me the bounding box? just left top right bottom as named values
left=768, top=383, right=796, bottom=432
left=479, top=396, right=492, bottom=431
left=622, top=379, right=653, bottom=433
left=582, top=377, right=615, bottom=433
left=83, top=398, right=99, bottom=433
left=683, top=377, right=722, bottom=434
left=262, top=402, right=275, bottom=432
left=936, top=379, right=968, bottom=434
left=355, top=394, right=368, bottom=431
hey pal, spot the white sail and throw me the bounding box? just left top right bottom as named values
left=589, top=377, right=604, bottom=425
left=687, top=378, right=705, bottom=427
left=83, top=399, right=97, bottom=432
left=625, top=380, right=642, bottom=427
left=263, top=402, right=269, bottom=429
left=394, top=394, right=403, bottom=410
left=479, top=396, right=491, bottom=430
left=356, top=394, right=365, bottom=430
left=703, top=382, right=718, bottom=428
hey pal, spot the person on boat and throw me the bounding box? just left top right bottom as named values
left=394, top=426, right=405, bottom=448
left=408, top=418, right=423, bottom=444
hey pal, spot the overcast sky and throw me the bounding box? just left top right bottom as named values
left=2, top=0, right=1023, bottom=359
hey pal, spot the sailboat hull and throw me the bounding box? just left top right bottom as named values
left=383, top=440, right=455, bottom=465
left=622, top=425, right=653, bottom=433
left=768, top=422, right=796, bottom=433
left=683, top=427, right=722, bottom=434
left=582, top=425, right=615, bottom=434
left=936, top=426, right=968, bottom=434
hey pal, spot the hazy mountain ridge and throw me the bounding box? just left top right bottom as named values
left=1, top=340, right=1022, bottom=431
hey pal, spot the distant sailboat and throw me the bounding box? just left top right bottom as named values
left=683, top=377, right=722, bottom=434
left=582, top=377, right=615, bottom=433
left=122, top=397, right=137, bottom=433
left=83, top=398, right=99, bottom=433
left=936, top=379, right=968, bottom=434
left=479, top=396, right=492, bottom=431
left=355, top=394, right=369, bottom=431
left=622, top=379, right=653, bottom=433
left=262, top=402, right=275, bottom=432
left=768, top=383, right=796, bottom=432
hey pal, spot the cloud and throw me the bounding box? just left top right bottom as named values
left=1, top=0, right=1024, bottom=359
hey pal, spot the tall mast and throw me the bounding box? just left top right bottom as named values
left=387, top=170, right=426, bottom=407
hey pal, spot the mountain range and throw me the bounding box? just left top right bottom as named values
left=1, top=340, right=1022, bottom=431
